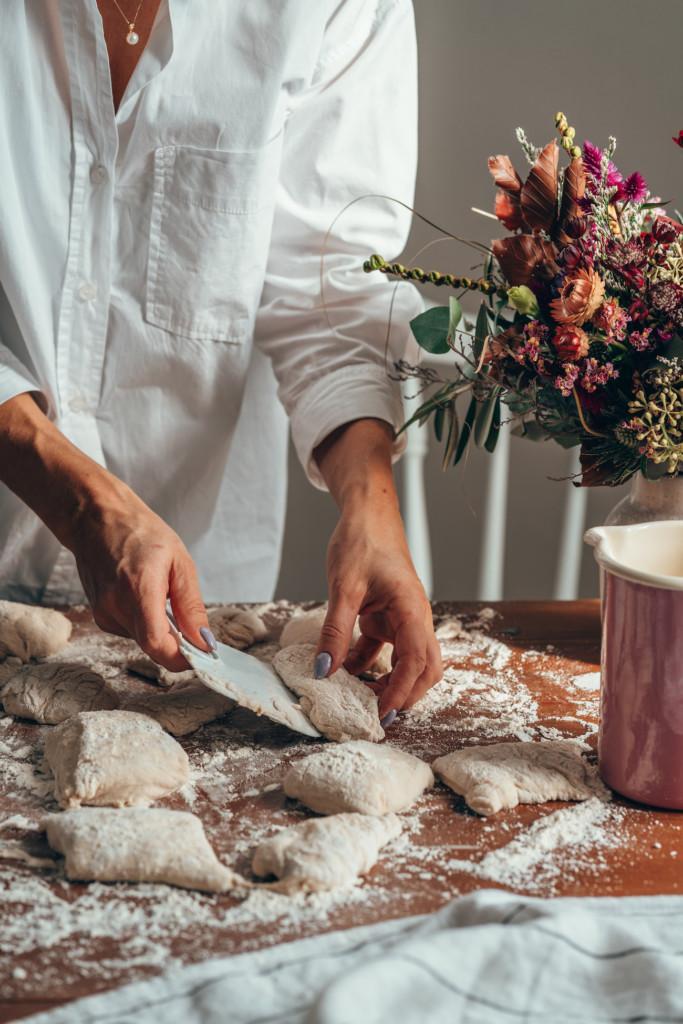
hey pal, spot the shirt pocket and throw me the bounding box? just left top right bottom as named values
left=144, top=133, right=283, bottom=342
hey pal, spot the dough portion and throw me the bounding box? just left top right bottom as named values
left=0, top=601, right=72, bottom=662
left=46, top=808, right=240, bottom=892
left=122, top=680, right=234, bottom=736
left=432, top=739, right=608, bottom=817
left=208, top=605, right=268, bottom=649
left=280, top=606, right=392, bottom=677
left=284, top=740, right=434, bottom=816
left=252, top=812, right=401, bottom=893
left=273, top=644, right=384, bottom=743
left=126, top=657, right=196, bottom=689
left=45, top=710, right=190, bottom=809
left=1, top=662, right=119, bottom=724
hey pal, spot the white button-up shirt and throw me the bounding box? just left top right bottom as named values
left=0, top=0, right=420, bottom=603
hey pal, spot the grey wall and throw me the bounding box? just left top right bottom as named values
left=276, top=0, right=682, bottom=602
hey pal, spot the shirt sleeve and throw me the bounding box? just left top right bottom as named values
left=254, top=0, right=423, bottom=490
left=0, top=339, right=46, bottom=411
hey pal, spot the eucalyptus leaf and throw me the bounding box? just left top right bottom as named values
left=433, top=404, right=446, bottom=442
left=472, top=302, right=490, bottom=365
left=484, top=395, right=501, bottom=453
left=448, top=296, right=463, bottom=337
left=474, top=387, right=501, bottom=447
left=512, top=419, right=546, bottom=442
left=454, top=396, right=477, bottom=466
left=553, top=432, right=581, bottom=449
left=409, top=306, right=450, bottom=355
left=441, top=404, right=460, bottom=470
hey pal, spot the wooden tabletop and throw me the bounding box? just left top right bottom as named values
left=1, top=600, right=681, bottom=1023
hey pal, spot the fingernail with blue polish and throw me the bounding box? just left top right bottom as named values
left=199, top=626, right=218, bottom=657
left=314, top=652, right=332, bottom=679
left=380, top=709, right=398, bottom=728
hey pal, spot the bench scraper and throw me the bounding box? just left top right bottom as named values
left=168, top=615, right=321, bottom=739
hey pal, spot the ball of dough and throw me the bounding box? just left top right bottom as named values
left=284, top=741, right=434, bottom=816
left=279, top=607, right=328, bottom=648
left=46, top=808, right=241, bottom=893
left=280, top=606, right=392, bottom=677
left=207, top=605, right=268, bottom=650
left=122, top=680, right=234, bottom=736
left=0, top=600, right=72, bottom=662
left=126, top=656, right=195, bottom=689
left=252, top=812, right=401, bottom=893
left=1, top=662, right=118, bottom=724
left=273, top=644, right=384, bottom=743
left=44, top=710, right=190, bottom=809
left=432, top=739, right=608, bottom=817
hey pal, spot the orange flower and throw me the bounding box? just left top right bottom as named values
left=552, top=325, right=589, bottom=362
left=550, top=268, right=605, bottom=326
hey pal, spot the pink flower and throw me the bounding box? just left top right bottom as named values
left=554, top=363, right=580, bottom=397
left=615, top=172, right=648, bottom=204
left=592, top=299, right=630, bottom=341
left=580, top=358, right=619, bottom=393
left=629, top=328, right=654, bottom=351
left=673, top=131, right=683, bottom=149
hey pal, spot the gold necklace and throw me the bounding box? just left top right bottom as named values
left=109, top=0, right=145, bottom=45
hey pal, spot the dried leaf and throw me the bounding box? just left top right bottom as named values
left=495, top=190, right=524, bottom=231
left=555, top=157, right=586, bottom=245
left=487, top=154, right=523, bottom=195
left=492, top=235, right=558, bottom=287
left=520, top=141, right=559, bottom=233
left=579, top=443, right=615, bottom=487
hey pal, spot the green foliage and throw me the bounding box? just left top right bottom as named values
left=409, top=306, right=451, bottom=354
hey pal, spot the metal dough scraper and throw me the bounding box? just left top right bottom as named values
left=169, top=617, right=321, bottom=738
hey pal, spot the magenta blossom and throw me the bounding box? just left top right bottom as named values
left=616, top=172, right=648, bottom=204
left=629, top=328, right=654, bottom=351
left=554, top=363, right=580, bottom=397
left=673, top=130, right=683, bottom=149
left=580, top=359, right=619, bottom=393
left=583, top=140, right=623, bottom=188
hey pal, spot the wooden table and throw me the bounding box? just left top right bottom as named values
left=1, top=600, right=681, bottom=1023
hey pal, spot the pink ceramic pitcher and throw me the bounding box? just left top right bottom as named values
left=585, top=520, right=683, bottom=809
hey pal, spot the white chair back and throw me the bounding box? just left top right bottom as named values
left=401, top=390, right=588, bottom=600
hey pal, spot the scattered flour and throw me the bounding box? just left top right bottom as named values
left=570, top=672, right=601, bottom=692
left=446, top=799, right=628, bottom=895
left=0, top=603, right=623, bottom=1001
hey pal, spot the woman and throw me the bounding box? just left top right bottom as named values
left=0, top=0, right=441, bottom=722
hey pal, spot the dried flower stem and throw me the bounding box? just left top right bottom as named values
left=364, top=254, right=507, bottom=298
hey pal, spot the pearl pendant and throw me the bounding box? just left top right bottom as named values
left=126, top=28, right=139, bottom=45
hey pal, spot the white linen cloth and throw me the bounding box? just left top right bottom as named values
left=0, top=0, right=420, bottom=603
left=24, top=889, right=683, bottom=1024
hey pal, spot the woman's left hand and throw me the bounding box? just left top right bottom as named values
left=317, top=505, right=442, bottom=723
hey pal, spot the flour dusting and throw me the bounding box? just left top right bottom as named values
left=0, top=602, right=639, bottom=1004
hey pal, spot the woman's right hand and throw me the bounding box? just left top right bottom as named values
left=0, top=392, right=210, bottom=670
left=70, top=482, right=211, bottom=671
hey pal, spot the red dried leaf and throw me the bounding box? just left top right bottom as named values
left=555, top=157, right=587, bottom=244
left=579, top=442, right=616, bottom=487
left=488, top=154, right=523, bottom=195
left=494, top=190, right=524, bottom=231
left=520, top=141, right=559, bottom=233
left=492, top=234, right=558, bottom=287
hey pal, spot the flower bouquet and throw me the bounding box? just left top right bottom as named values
left=366, top=114, right=683, bottom=485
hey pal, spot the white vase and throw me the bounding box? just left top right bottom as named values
left=606, top=474, right=683, bottom=526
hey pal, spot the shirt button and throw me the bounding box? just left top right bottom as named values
left=78, top=282, right=98, bottom=302
left=68, top=394, right=90, bottom=414
left=90, top=163, right=108, bottom=185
